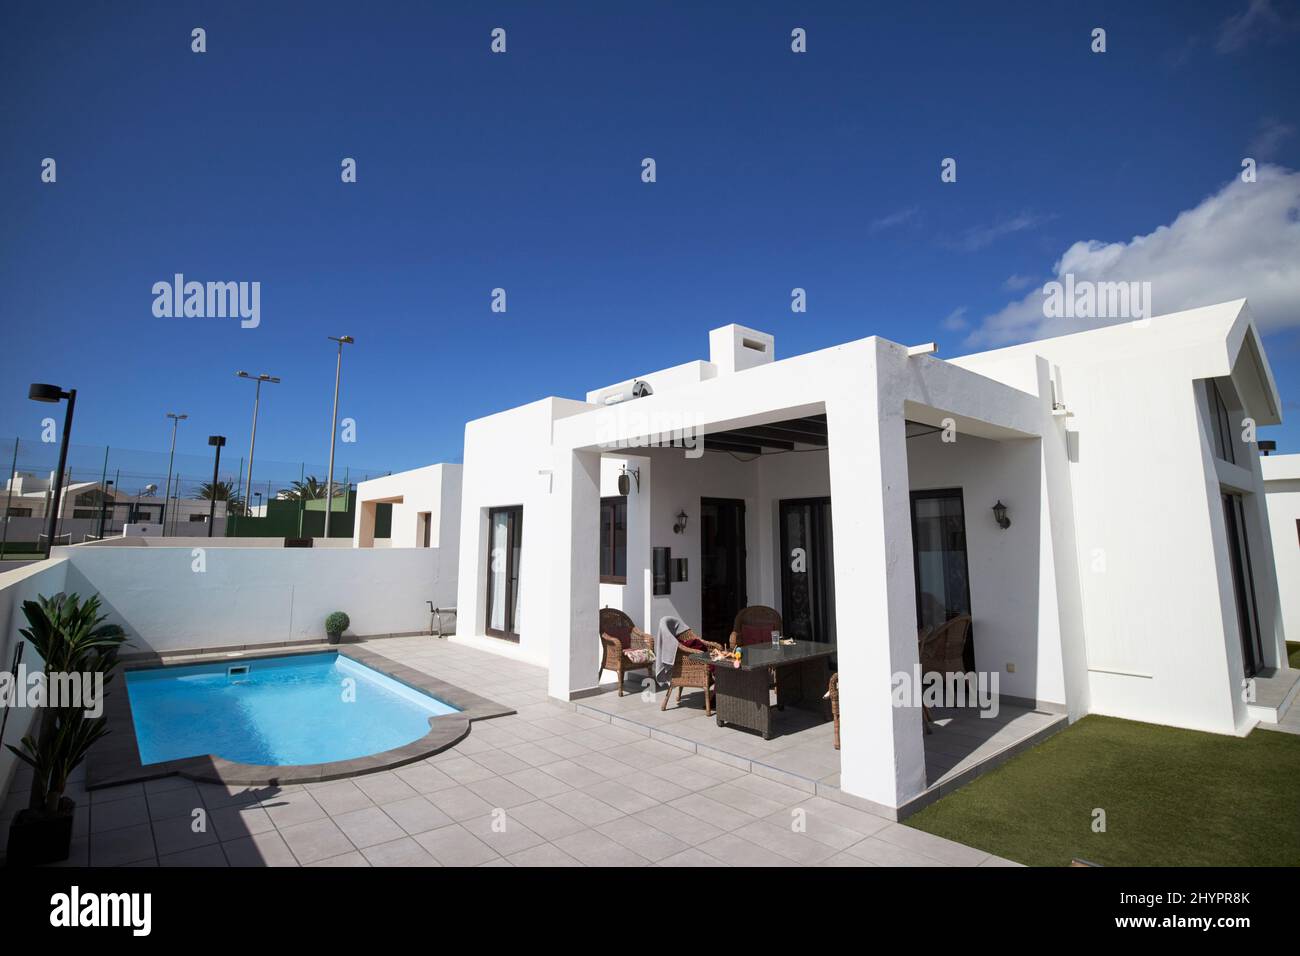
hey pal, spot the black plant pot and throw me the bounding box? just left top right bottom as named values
left=6, top=797, right=75, bottom=866
left=327, top=632, right=341, bottom=646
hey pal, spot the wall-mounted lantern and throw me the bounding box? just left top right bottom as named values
left=992, top=500, right=1011, bottom=530
left=617, top=465, right=640, bottom=495
left=673, top=509, right=688, bottom=534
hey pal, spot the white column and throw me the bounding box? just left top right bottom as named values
left=548, top=448, right=602, bottom=700
left=825, top=377, right=927, bottom=809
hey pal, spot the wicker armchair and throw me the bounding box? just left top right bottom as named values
left=728, top=605, right=784, bottom=707
left=827, top=672, right=840, bottom=750
left=661, top=629, right=723, bottom=715
left=599, top=608, right=655, bottom=697
left=918, top=614, right=971, bottom=727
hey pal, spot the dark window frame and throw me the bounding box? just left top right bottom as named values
left=599, top=496, right=628, bottom=584
left=1208, top=380, right=1237, bottom=464
left=485, top=505, right=523, bottom=642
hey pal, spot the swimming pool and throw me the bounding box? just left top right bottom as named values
left=125, top=652, right=460, bottom=767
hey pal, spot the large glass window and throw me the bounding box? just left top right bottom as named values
left=1222, top=492, right=1264, bottom=676
left=600, top=496, right=627, bottom=584
left=486, top=506, right=523, bottom=641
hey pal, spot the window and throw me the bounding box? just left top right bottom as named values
left=7, top=507, right=33, bottom=517
left=419, top=512, right=432, bottom=548
left=600, top=496, right=627, bottom=584
left=1208, top=380, right=1236, bottom=464
left=188, top=514, right=208, bottom=522
left=1222, top=493, right=1264, bottom=676
left=486, top=506, right=523, bottom=641
left=73, top=509, right=100, bottom=519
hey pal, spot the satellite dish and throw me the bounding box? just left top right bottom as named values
left=143, top=484, right=158, bottom=496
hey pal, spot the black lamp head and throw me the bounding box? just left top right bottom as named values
left=617, top=473, right=630, bottom=496
left=208, top=435, right=227, bottom=447
left=1258, top=440, right=1277, bottom=456
left=992, top=500, right=1011, bottom=530
left=28, top=383, right=65, bottom=403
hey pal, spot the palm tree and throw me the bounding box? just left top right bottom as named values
left=193, top=480, right=245, bottom=516
left=280, top=476, right=328, bottom=500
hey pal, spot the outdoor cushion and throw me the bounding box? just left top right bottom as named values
left=622, top=648, right=653, bottom=664
left=739, top=624, right=772, bottom=646
left=603, top=622, right=633, bottom=649
left=679, top=634, right=706, bottom=650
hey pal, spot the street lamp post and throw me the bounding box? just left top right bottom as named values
left=162, top=412, right=188, bottom=538
left=324, top=336, right=354, bottom=538
left=27, top=384, right=76, bottom=558
left=237, top=371, right=280, bottom=532
left=207, top=435, right=226, bottom=538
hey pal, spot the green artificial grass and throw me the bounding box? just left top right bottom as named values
left=906, top=714, right=1300, bottom=866
left=1289, top=641, right=1300, bottom=670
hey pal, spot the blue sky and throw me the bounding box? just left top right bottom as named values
left=2, top=0, right=1298, bottom=476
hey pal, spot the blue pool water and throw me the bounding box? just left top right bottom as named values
left=125, top=652, right=459, bottom=766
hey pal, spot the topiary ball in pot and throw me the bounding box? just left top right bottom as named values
left=325, top=611, right=350, bottom=645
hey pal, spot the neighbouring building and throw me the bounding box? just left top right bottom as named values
left=1263, top=453, right=1300, bottom=650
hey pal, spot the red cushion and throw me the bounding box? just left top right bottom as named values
left=739, top=624, right=773, bottom=647
left=679, top=634, right=706, bottom=651
left=603, top=622, right=633, bottom=649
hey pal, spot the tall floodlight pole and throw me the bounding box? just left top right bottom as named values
left=237, top=371, right=281, bottom=530
left=162, top=412, right=188, bottom=538
left=323, top=336, right=354, bottom=538
left=207, top=435, right=226, bottom=537
left=28, top=384, right=76, bottom=558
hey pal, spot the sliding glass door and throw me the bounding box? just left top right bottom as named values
left=910, top=489, right=975, bottom=670
left=486, top=506, right=522, bottom=641
left=779, top=498, right=836, bottom=643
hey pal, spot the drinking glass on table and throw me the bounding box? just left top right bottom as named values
left=771, top=630, right=782, bottom=647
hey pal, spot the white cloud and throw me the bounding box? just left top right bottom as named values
left=940, top=307, right=968, bottom=331
left=1248, top=117, right=1297, bottom=160
left=1003, top=274, right=1035, bottom=291
left=964, top=165, right=1300, bottom=347
left=943, top=212, right=1053, bottom=252
left=870, top=206, right=920, bottom=232
left=1217, top=0, right=1288, bottom=53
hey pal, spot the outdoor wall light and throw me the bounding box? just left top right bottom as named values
left=992, top=500, right=1011, bottom=530
left=673, top=509, right=688, bottom=534
left=617, top=465, right=640, bottom=495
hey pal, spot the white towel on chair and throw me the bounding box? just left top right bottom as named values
left=654, top=616, right=693, bottom=683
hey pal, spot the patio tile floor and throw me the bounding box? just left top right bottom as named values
left=1, top=634, right=1026, bottom=867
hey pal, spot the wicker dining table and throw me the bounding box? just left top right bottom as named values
left=690, top=640, right=836, bottom=740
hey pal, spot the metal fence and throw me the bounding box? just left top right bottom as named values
left=0, top=437, right=395, bottom=554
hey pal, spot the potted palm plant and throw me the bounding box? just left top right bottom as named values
left=325, top=611, right=350, bottom=645
left=5, top=593, right=128, bottom=865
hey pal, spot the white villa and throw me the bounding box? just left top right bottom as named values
left=429, top=298, right=1289, bottom=813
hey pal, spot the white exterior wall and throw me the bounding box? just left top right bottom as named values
left=1263, top=454, right=1300, bottom=647
left=954, top=301, right=1286, bottom=735
left=51, top=545, right=451, bottom=654
left=455, top=398, right=592, bottom=667
left=0, top=559, right=70, bottom=807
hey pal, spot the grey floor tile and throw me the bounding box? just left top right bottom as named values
left=210, top=804, right=276, bottom=843
left=379, top=795, right=454, bottom=836
left=553, top=829, right=650, bottom=867
left=545, top=790, right=624, bottom=827
left=413, top=823, right=499, bottom=866
left=278, top=818, right=356, bottom=865
left=597, top=815, right=691, bottom=862
left=331, top=806, right=407, bottom=849
left=151, top=813, right=219, bottom=857
left=89, top=823, right=156, bottom=866
left=425, top=785, right=495, bottom=821
left=159, top=843, right=229, bottom=867
left=507, top=843, right=584, bottom=866
left=221, top=830, right=300, bottom=867
left=506, top=800, right=588, bottom=841
left=310, top=780, right=375, bottom=815
left=261, top=789, right=327, bottom=828
left=90, top=795, right=150, bottom=833
left=351, top=771, right=419, bottom=804
left=361, top=836, right=441, bottom=867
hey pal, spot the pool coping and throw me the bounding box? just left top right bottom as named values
left=86, top=644, right=515, bottom=789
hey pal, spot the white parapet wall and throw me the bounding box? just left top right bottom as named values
left=0, top=559, right=71, bottom=807
left=50, top=544, right=457, bottom=655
